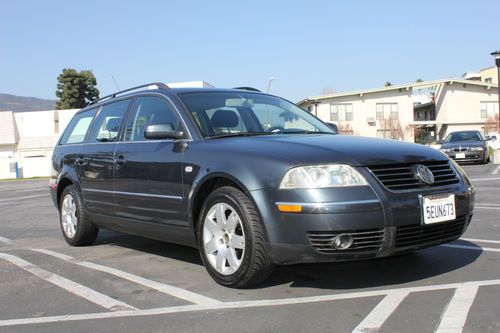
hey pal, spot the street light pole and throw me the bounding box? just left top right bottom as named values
left=267, top=77, right=275, bottom=93
left=491, top=51, right=500, bottom=132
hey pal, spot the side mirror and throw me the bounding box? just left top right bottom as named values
left=325, top=122, right=338, bottom=133
left=144, top=123, right=184, bottom=140
left=436, top=140, right=443, bottom=145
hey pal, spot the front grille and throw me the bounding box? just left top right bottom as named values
left=307, top=229, right=385, bottom=254
left=452, top=147, right=468, bottom=152
left=395, top=215, right=467, bottom=248
left=368, top=160, right=459, bottom=191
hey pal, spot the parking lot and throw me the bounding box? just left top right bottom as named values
left=0, top=163, right=499, bottom=333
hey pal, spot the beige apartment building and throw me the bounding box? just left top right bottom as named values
left=298, top=79, right=499, bottom=144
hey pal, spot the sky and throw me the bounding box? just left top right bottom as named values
left=1, top=0, right=499, bottom=103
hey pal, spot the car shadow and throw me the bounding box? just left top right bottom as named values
left=92, top=230, right=482, bottom=290
left=260, top=241, right=482, bottom=290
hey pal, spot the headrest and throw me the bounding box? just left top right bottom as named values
left=211, top=109, right=239, bottom=128
left=106, top=118, right=122, bottom=132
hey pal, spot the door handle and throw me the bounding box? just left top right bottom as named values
left=114, top=155, right=126, bottom=166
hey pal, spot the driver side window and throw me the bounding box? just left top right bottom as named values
left=125, top=96, right=179, bottom=141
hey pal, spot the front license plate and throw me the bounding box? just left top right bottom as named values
left=455, top=153, right=465, bottom=159
left=422, top=193, right=456, bottom=224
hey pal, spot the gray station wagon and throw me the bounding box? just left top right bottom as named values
left=50, top=83, right=475, bottom=287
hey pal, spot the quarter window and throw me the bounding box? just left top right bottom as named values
left=87, top=100, right=131, bottom=143
left=59, top=108, right=98, bottom=145
left=125, top=97, right=179, bottom=141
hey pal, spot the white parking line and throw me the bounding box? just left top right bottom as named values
left=0, top=252, right=137, bottom=312
left=435, top=284, right=478, bottom=333
left=441, top=244, right=500, bottom=253
left=1, top=279, right=499, bottom=327
left=461, top=237, right=500, bottom=245
left=474, top=205, right=500, bottom=210
left=492, top=165, right=500, bottom=175
left=470, top=177, right=500, bottom=181
left=32, top=248, right=221, bottom=306
left=0, top=236, right=13, bottom=244
left=351, top=291, right=409, bottom=333
left=0, top=194, right=47, bottom=202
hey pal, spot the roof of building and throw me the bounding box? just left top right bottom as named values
left=0, top=111, right=17, bottom=145
left=16, top=136, right=59, bottom=150
left=298, top=78, right=499, bottom=105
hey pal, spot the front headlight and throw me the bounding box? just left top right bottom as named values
left=470, top=147, right=483, bottom=151
left=279, top=164, right=368, bottom=189
left=440, top=148, right=453, bottom=153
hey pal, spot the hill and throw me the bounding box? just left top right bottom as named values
left=0, top=93, right=56, bottom=112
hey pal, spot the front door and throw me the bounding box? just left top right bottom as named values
left=77, top=99, right=131, bottom=216
left=114, top=96, right=186, bottom=226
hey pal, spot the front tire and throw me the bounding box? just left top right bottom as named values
left=197, top=186, right=274, bottom=288
left=59, top=185, right=98, bottom=246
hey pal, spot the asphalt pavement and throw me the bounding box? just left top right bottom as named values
left=0, top=163, right=499, bottom=333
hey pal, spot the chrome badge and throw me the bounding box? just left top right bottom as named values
left=414, top=164, right=435, bottom=185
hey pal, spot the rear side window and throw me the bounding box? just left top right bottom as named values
left=59, top=108, right=98, bottom=145
left=87, top=99, right=131, bottom=143
left=124, top=96, right=179, bottom=141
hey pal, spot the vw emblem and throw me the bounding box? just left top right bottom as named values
left=414, top=164, right=434, bottom=185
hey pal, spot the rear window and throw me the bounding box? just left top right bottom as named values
left=59, top=108, right=98, bottom=145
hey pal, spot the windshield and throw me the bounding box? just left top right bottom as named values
left=178, top=91, right=334, bottom=138
left=444, top=131, right=483, bottom=143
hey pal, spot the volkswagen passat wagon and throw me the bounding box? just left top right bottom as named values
left=50, top=83, right=475, bottom=287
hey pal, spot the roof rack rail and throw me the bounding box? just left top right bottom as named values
left=89, top=82, right=169, bottom=105
left=233, top=87, right=261, bottom=92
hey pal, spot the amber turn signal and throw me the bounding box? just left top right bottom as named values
left=277, top=204, right=302, bottom=213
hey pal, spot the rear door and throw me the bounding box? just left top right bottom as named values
left=114, top=95, right=186, bottom=226
left=77, top=99, right=131, bottom=216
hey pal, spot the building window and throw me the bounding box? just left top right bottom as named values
left=376, top=103, right=398, bottom=120
left=330, top=103, right=353, bottom=122
left=480, top=101, right=498, bottom=119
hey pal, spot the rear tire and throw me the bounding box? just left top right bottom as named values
left=59, top=185, right=98, bottom=246
left=197, top=186, right=274, bottom=288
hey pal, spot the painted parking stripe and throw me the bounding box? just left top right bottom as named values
left=492, top=165, right=500, bottom=175
left=470, top=177, right=500, bottom=181
left=0, top=236, right=13, bottom=244
left=0, top=194, right=47, bottom=202
left=1, top=279, right=500, bottom=327
left=351, top=290, right=409, bottom=333
left=32, top=248, right=221, bottom=306
left=435, top=284, right=479, bottom=333
left=0, top=252, right=137, bottom=312
left=461, top=237, right=500, bottom=244
left=474, top=205, right=500, bottom=210
left=441, top=244, right=500, bottom=253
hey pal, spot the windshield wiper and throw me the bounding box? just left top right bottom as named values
left=205, top=132, right=275, bottom=139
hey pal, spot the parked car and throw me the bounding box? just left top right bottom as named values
left=439, top=130, right=490, bottom=164
left=50, top=83, right=475, bottom=287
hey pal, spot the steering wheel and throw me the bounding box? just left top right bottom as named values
left=265, top=126, right=285, bottom=133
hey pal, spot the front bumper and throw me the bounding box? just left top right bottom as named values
left=251, top=170, right=474, bottom=265
left=442, top=150, right=486, bottom=163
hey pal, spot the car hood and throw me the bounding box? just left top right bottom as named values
left=208, top=134, right=447, bottom=166
left=441, top=141, right=484, bottom=149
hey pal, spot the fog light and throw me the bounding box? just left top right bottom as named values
left=332, top=234, right=354, bottom=250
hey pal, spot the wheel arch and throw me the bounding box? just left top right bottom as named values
left=188, top=172, right=267, bottom=243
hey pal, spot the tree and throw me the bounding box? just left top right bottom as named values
left=55, top=68, right=99, bottom=109
left=384, top=81, right=393, bottom=87
left=416, top=78, right=424, bottom=82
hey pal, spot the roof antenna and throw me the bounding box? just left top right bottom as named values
left=111, top=75, right=121, bottom=91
